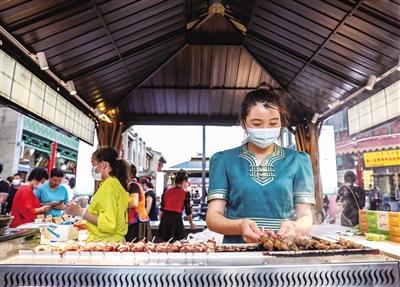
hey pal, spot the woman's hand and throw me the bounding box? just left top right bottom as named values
left=278, top=203, right=314, bottom=237
left=66, top=202, right=84, bottom=217
left=35, top=205, right=50, bottom=215
left=207, top=200, right=263, bottom=242
left=41, top=205, right=51, bottom=213
left=278, top=220, right=297, bottom=237
left=240, top=219, right=263, bottom=243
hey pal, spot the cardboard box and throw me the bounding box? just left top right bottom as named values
left=359, top=222, right=368, bottom=234
left=390, top=234, right=400, bottom=243
left=388, top=212, right=400, bottom=220
left=388, top=212, right=400, bottom=227
left=359, top=210, right=392, bottom=237
left=53, top=217, right=63, bottom=224
left=366, top=211, right=378, bottom=219
left=389, top=225, right=400, bottom=236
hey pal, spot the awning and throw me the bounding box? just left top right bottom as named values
left=163, top=156, right=210, bottom=173
left=336, top=133, right=400, bottom=155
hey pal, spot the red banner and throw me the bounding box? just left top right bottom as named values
left=47, top=142, right=57, bottom=175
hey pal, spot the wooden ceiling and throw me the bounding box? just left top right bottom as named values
left=1, top=0, right=399, bottom=126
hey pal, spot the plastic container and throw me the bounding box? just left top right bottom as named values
left=40, top=224, right=78, bottom=243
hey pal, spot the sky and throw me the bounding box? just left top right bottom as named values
left=133, top=125, right=246, bottom=167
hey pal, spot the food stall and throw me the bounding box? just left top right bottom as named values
left=1, top=0, right=400, bottom=286
left=1, top=222, right=399, bottom=287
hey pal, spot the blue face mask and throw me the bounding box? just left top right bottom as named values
left=246, top=127, right=281, bottom=149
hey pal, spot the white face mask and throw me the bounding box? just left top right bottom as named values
left=12, top=179, right=21, bottom=187
left=91, top=163, right=102, bottom=181
left=246, top=127, right=281, bottom=149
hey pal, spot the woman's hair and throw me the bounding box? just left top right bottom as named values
left=92, top=147, right=129, bottom=190
left=145, top=181, right=154, bottom=189
left=130, top=164, right=137, bottom=179
left=50, top=168, right=64, bottom=178
left=344, top=171, right=357, bottom=184
left=240, top=83, right=289, bottom=127
left=140, top=177, right=154, bottom=189
left=27, top=167, right=49, bottom=182
left=175, top=169, right=188, bottom=185
left=128, top=181, right=140, bottom=195
left=68, top=177, right=76, bottom=189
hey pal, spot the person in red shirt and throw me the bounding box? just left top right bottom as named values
left=10, top=167, right=50, bottom=227
left=158, top=169, right=196, bottom=242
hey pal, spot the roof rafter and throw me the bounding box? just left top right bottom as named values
left=91, top=0, right=135, bottom=84
left=285, top=0, right=365, bottom=89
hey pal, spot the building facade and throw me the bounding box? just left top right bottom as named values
left=0, top=106, right=79, bottom=180
left=328, top=110, right=400, bottom=211
left=121, top=127, right=166, bottom=181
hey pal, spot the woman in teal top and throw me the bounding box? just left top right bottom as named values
left=206, top=85, right=315, bottom=243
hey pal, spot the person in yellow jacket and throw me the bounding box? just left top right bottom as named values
left=67, top=147, right=130, bottom=242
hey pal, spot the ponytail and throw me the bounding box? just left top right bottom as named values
left=112, top=159, right=129, bottom=190
left=175, top=169, right=189, bottom=185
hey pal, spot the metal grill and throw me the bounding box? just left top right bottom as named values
left=1, top=263, right=399, bottom=287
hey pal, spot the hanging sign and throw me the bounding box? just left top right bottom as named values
left=363, top=149, right=400, bottom=168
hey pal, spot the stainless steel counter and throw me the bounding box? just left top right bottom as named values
left=311, top=223, right=400, bottom=259
left=1, top=241, right=399, bottom=287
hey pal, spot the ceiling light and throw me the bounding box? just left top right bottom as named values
left=37, top=52, right=49, bottom=70
left=66, top=80, right=77, bottom=96
left=328, top=99, right=342, bottom=109
left=98, top=113, right=112, bottom=123
left=94, top=107, right=112, bottom=123
left=366, top=75, right=376, bottom=91
left=311, top=113, right=320, bottom=124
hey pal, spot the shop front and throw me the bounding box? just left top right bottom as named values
left=336, top=141, right=400, bottom=212
left=363, top=149, right=400, bottom=211
left=18, top=115, right=79, bottom=179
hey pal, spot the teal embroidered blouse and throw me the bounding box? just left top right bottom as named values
left=207, top=144, right=315, bottom=243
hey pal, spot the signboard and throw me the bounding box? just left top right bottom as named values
left=363, top=149, right=400, bottom=168
left=0, top=50, right=95, bottom=144
left=363, top=169, right=374, bottom=189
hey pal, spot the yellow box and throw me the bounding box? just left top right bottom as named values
left=359, top=223, right=368, bottom=234
left=390, top=234, right=400, bottom=243
left=389, top=225, right=400, bottom=236
left=389, top=219, right=400, bottom=229
left=359, top=211, right=368, bottom=221
left=388, top=212, right=400, bottom=227
left=388, top=212, right=400, bottom=220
